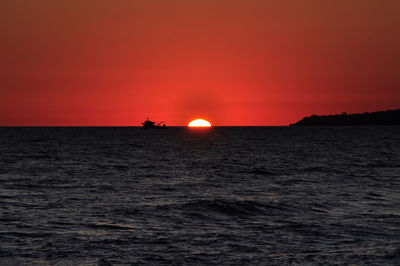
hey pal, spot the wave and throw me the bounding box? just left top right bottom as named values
left=179, top=199, right=289, bottom=218
left=300, top=166, right=347, bottom=173
left=85, top=223, right=136, bottom=231
left=0, top=231, right=54, bottom=238
left=246, top=168, right=279, bottom=176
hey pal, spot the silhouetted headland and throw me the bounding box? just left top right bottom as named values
left=142, top=118, right=167, bottom=129
left=291, top=109, right=400, bottom=126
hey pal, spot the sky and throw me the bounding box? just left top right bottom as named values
left=1, top=0, right=399, bottom=126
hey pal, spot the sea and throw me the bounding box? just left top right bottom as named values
left=0, top=126, right=399, bottom=265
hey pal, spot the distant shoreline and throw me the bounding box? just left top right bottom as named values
left=291, top=109, right=400, bottom=126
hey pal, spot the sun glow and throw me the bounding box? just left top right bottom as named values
left=188, top=119, right=212, bottom=127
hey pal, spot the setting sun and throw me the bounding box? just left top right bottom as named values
left=188, top=119, right=212, bottom=127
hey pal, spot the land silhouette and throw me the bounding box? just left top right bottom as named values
left=291, top=108, right=400, bottom=126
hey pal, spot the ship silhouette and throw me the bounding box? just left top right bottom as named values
left=142, top=118, right=167, bottom=129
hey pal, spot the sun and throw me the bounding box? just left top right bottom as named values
left=188, top=119, right=212, bottom=127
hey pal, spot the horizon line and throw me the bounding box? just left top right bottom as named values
left=0, top=125, right=289, bottom=128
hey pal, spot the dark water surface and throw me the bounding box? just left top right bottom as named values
left=1, top=127, right=399, bottom=265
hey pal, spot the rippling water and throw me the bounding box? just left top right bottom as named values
left=1, top=127, right=399, bottom=265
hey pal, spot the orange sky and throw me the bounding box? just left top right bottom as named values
left=1, top=0, right=399, bottom=126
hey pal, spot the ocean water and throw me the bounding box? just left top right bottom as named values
left=0, top=126, right=399, bottom=265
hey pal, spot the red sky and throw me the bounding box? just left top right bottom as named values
left=1, top=0, right=399, bottom=126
